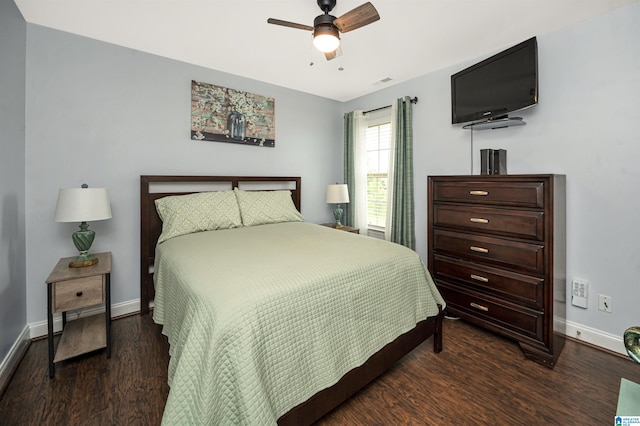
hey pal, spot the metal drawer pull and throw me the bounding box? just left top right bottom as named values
left=76, top=291, right=83, bottom=297
left=470, top=302, right=489, bottom=312
left=470, top=274, right=489, bottom=282
left=470, top=218, right=489, bottom=224
left=470, top=246, right=489, bottom=253
left=469, top=190, right=488, bottom=196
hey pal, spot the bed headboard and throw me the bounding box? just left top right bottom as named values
left=139, top=175, right=302, bottom=315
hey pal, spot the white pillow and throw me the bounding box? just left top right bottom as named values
left=155, top=190, right=242, bottom=243
left=234, top=189, right=303, bottom=227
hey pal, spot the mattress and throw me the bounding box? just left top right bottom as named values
left=153, top=221, right=445, bottom=425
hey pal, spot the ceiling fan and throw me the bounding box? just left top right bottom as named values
left=268, top=0, right=380, bottom=60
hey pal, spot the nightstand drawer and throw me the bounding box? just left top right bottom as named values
left=53, top=275, right=104, bottom=312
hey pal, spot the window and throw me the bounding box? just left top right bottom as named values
left=365, top=122, right=391, bottom=230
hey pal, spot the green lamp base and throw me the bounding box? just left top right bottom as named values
left=333, top=204, right=344, bottom=228
left=69, top=221, right=98, bottom=268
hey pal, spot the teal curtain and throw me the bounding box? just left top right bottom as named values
left=389, top=97, right=415, bottom=249
left=343, top=111, right=356, bottom=227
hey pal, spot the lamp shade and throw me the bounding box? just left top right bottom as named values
left=55, top=186, right=112, bottom=223
left=326, top=184, right=349, bottom=204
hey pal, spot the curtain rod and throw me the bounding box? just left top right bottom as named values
left=363, top=97, right=418, bottom=114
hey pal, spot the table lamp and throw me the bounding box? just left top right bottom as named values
left=326, top=184, right=349, bottom=228
left=55, top=183, right=112, bottom=268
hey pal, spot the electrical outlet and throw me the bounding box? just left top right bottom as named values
left=571, top=279, right=588, bottom=308
left=598, top=294, right=613, bottom=313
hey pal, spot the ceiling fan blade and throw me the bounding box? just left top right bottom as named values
left=267, top=18, right=314, bottom=31
left=333, top=2, right=380, bottom=33
left=325, top=46, right=343, bottom=61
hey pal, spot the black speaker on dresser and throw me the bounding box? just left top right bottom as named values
left=480, top=149, right=507, bottom=175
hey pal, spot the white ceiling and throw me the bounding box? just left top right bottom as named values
left=15, top=0, right=638, bottom=102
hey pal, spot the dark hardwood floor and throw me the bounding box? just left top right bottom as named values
left=1, top=314, right=638, bottom=425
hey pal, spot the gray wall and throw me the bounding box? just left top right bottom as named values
left=0, top=0, right=27, bottom=362
left=344, top=3, right=640, bottom=341
left=24, top=25, right=343, bottom=324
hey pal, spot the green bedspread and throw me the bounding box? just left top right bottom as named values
left=153, top=222, right=445, bottom=425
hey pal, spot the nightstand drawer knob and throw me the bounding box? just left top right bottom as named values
left=469, top=190, right=489, bottom=196
left=470, top=274, right=489, bottom=283
left=76, top=291, right=83, bottom=297
left=470, top=246, right=489, bottom=253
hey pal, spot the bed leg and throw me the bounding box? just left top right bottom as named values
left=433, top=304, right=443, bottom=353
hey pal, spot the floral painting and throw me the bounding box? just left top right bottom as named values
left=191, top=80, right=275, bottom=147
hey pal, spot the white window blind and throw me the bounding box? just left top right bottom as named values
left=365, top=122, right=391, bottom=229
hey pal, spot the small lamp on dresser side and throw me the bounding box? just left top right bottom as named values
left=54, top=183, right=112, bottom=268
left=326, top=184, right=349, bottom=228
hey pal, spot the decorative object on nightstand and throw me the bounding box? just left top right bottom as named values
left=46, top=251, right=112, bottom=378
left=55, top=184, right=112, bottom=268
left=326, top=183, right=349, bottom=228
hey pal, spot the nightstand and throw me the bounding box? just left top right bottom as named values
left=46, top=251, right=111, bottom=377
left=320, top=223, right=360, bottom=234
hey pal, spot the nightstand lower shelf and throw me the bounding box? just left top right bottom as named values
left=53, top=313, right=107, bottom=363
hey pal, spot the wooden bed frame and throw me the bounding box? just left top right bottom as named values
left=139, top=175, right=443, bottom=425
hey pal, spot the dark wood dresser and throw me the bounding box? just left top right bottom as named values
left=427, top=175, right=566, bottom=368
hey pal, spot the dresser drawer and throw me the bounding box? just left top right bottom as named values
left=433, top=204, right=544, bottom=241
left=52, top=275, right=104, bottom=313
left=432, top=254, right=544, bottom=309
left=438, top=283, right=543, bottom=341
left=432, top=180, right=544, bottom=208
left=433, top=229, right=545, bottom=274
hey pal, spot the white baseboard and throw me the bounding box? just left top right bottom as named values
left=0, top=325, right=30, bottom=395
left=564, top=319, right=627, bottom=356
left=29, top=298, right=141, bottom=339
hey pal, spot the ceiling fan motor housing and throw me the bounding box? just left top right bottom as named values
left=314, top=14, right=338, bottom=28
left=313, top=14, right=340, bottom=42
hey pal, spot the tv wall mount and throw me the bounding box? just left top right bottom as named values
left=463, top=116, right=526, bottom=131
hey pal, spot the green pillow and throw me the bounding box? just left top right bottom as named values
left=234, top=189, right=303, bottom=227
left=155, top=191, right=242, bottom=243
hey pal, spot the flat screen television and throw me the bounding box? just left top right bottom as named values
left=451, top=37, right=538, bottom=125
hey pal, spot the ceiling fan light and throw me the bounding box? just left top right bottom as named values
left=313, top=26, right=340, bottom=53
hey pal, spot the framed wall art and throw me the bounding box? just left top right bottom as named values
left=191, top=80, right=275, bottom=147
